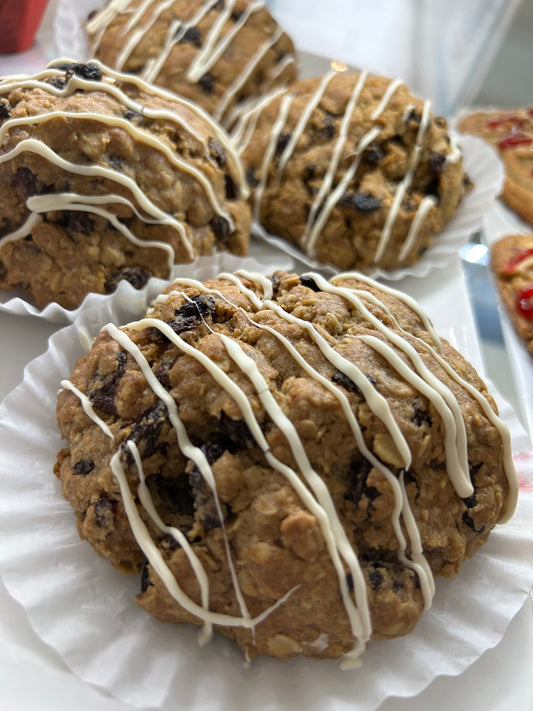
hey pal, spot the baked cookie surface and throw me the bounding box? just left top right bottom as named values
left=490, top=232, right=533, bottom=353
left=458, top=107, right=533, bottom=226
left=0, top=60, right=251, bottom=309
left=87, top=0, right=298, bottom=129
left=235, top=71, right=469, bottom=272
left=55, top=269, right=517, bottom=664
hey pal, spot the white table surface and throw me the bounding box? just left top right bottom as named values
left=0, top=38, right=532, bottom=711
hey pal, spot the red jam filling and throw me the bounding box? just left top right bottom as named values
left=487, top=113, right=523, bottom=129
left=499, top=130, right=532, bottom=150
left=516, top=283, right=533, bottom=319
left=502, top=248, right=533, bottom=273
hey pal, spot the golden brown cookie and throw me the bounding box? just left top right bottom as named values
left=55, top=269, right=517, bottom=664
left=458, top=108, right=533, bottom=226
left=0, top=60, right=251, bottom=309
left=235, top=71, right=470, bottom=272
left=490, top=232, right=533, bottom=352
left=87, top=0, right=298, bottom=129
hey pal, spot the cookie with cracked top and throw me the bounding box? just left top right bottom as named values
left=236, top=71, right=470, bottom=272
left=55, top=269, right=515, bottom=662
left=0, top=60, right=251, bottom=309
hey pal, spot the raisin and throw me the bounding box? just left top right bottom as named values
left=89, top=351, right=127, bottom=415
left=66, top=211, right=95, bottom=237
left=332, top=370, right=361, bottom=396
left=181, top=27, right=202, bottom=47
left=208, top=138, right=227, bottom=168
left=189, top=463, right=228, bottom=531
left=411, top=400, right=432, bottom=427
left=424, top=178, right=440, bottom=198
left=429, top=151, right=446, bottom=175
left=462, top=492, right=477, bottom=509
left=318, top=112, right=335, bottom=139
left=405, top=108, right=421, bottom=126
left=299, top=275, right=320, bottom=292
left=121, top=400, right=168, bottom=461
left=224, top=173, right=239, bottom=200
left=169, top=294, right=215, bottom=335
left=73, top=458, right=95, bottom=475
left=231, top=10, right=243, bottom=21
left=140, top=561, right=153, bottom=592
left=246, top=166, right=260, bottom=187
left=346, top=457, right=372, bottom=504
left=462, top=510, right=485, bottom=535
left=0, top=100, right=9, bottom=119
left=352, top=193, right=382, bottom=214
left=65, top=62, right=102, bottom=82
left=198, top=72, right=214, bottom=95
left=108, top=154, right=125, bottom=171
left=346, top=572, right=354, bottom=592
left=93, top=495, right=114, bottom=527
left=46, top=76, right=66, bottom=90
left=276, top=132, right=291, bottom=154
left=270, top=273, right=281, bottom=298
left=105, top=266, right=151, bottom=293
left=211, top=214, right=231, bottom=243
left=124, top=108, right=143, bottom=124
left=11, top=167, right=38, bottom=200
left=363, top=142, right=385, bottom=164
left=368, top=567, right=383, bottom=590
left=217, top=411, right=255, bottom=449
left=155, top=358, right=174, bottom=388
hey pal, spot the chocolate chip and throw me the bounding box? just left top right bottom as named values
left=300, top=275, right=320, bottom=292
left=211, top=214, right=231, bottom=243
left=276, top=132, right=291, bottom=154
left=66, top=211, right=95, bottom=237
left=122, top=400, right=168, bottom=461
left=246, top=166, right=260, bottom=187
left=224, top=173, right=239, bottom=200
left=89, top=351, right=127, bottom=415
left=11, top=167, right=38, bottom=200
left=198, top=72, right=214, bottom=95
left=73, top=458, right=95, bottom=475
left=169, top=294, right=216, bottom=335
left=352, top=193, right=382, bottom=214
left=181, top=27, right=202, bottom=47
left=208, top=138, right=227, bottom=168
left=105, top=266, right=151, bottom=293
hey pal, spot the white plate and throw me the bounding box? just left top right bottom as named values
left=0, top=254, right=532, bottom=711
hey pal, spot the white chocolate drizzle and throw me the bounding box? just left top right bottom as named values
left=0, top=59, right=247, bottom=264
left=61, top=270, right=518, bottom=665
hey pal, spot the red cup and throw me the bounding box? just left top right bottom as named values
left=0, top=0, right=49, bottom=54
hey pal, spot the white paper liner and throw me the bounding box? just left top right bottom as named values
left=252, top=134, right=504, bottom=281
left=0, top=242, right=294, bottom=323
left=0, top=253, right=532, bottom=710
